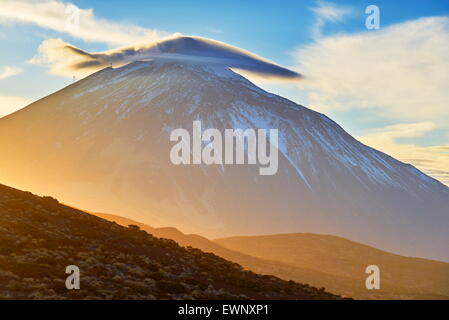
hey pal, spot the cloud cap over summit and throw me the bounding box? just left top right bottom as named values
left=30, top=35, right=301, bottom=79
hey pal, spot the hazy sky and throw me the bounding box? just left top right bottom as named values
left=0, top=0, right=448, bottom=185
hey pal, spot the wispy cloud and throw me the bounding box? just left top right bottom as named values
left=0, top=95, right=34, bottom=118
left=0, top=0, right=171, bottom=46
left=0, top=66, right=23, bottom=80
left=358, top=122, right=449, bottom=186
left=294, top=16, right=449, bottom=186
left=310, top=0, right=351, bottom=39
left=294, top=16, right=449, bottom=126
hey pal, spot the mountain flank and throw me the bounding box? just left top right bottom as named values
left=0, top=57, right=447, bottom=261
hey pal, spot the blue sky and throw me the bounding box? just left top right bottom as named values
left=0, top=0, right=448, bottom=184
left=1, top=0, right=448, bottom=99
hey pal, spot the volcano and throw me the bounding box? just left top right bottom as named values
left=0, top=36, right=448, bottom=261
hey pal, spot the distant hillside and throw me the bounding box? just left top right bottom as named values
left=0, top=183, right=340, bottom=300
left=216, top=234, right=449, bottom=299
left=96, top=213, right=449, bottom=299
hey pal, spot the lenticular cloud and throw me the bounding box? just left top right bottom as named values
left=30, top=35, right=301, bottom=79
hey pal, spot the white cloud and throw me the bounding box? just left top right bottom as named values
left=310, top=0, right=351, bottom=39
left=0, top=0, right=170, bottom=46
left=358, top=122, right=449, bottom=186
left=0, top=66, right=23, bottom=80
left=28, top=38, right=94, bottom=78
left=0, top=95, right=34, bottom=118
left=294, top=15, right=449, bottom=186
left=28, top=36, right=301, bottom=79
left=293, top=16, right=449, bottom=126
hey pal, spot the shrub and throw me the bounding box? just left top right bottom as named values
left=156, top=280, right=188, bottom=294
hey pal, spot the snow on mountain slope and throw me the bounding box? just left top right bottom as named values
left=0, top=55, right=448, bottom=261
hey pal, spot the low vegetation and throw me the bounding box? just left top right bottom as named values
left=0, top=184, right=342, bottom=300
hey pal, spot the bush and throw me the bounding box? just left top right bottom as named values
left=156, top=280, right=188, bottom=294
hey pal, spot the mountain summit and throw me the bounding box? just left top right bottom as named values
left=0, top=55, right=448, bottom=261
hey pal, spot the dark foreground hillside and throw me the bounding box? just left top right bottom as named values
left=0, top=184, right=341, bottom=300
